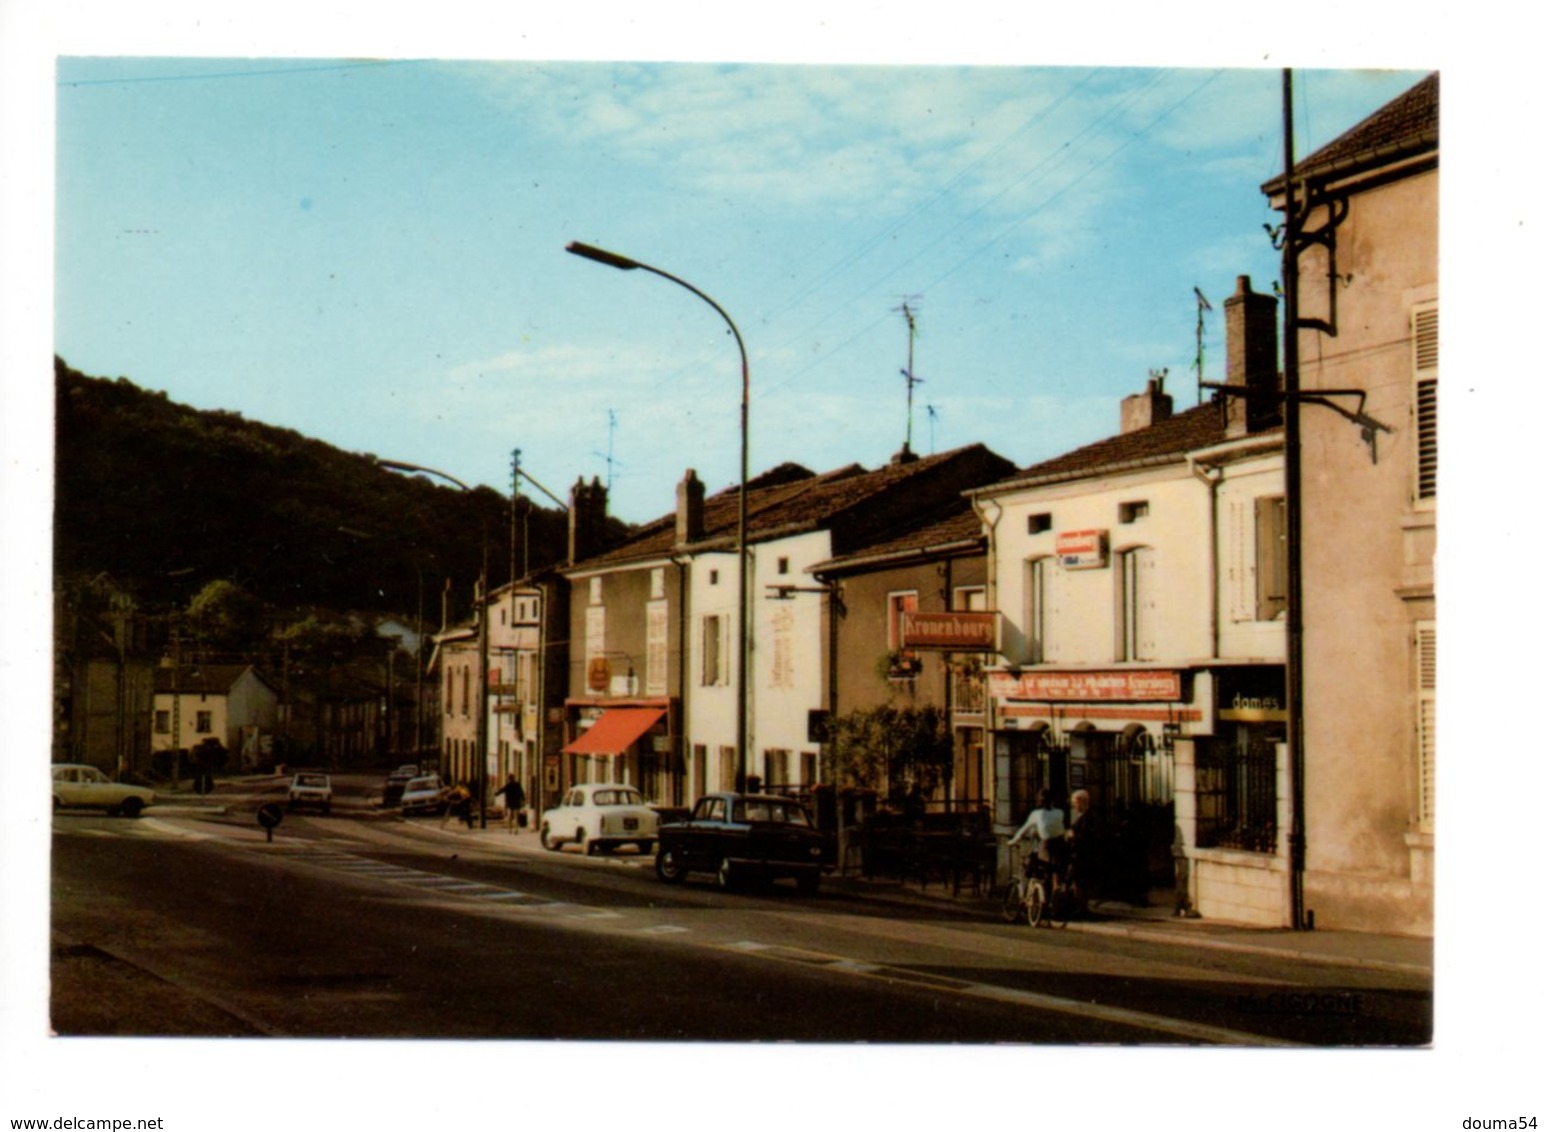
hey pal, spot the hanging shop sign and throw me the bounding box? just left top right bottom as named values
left=900, top=610, right=999, bottom=651
left=990, top=668, right=1182, bottom=701
left=1055, top=529, right=1109, bottom=570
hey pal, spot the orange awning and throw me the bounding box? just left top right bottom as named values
left=562, top=708, right=665, bottom=756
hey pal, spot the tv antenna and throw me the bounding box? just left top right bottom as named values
left=926, top=404, right=939, bottom=453
left=895, top=298, right=925, bottom=456
left=592, top=408, right=622, bottom=492
left=1193, top=285, right=1214, bottom=405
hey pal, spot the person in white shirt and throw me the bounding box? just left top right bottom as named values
left=1008, top=789, right=1067, bottom=877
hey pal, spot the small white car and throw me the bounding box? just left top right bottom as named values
left=400, top=774, right=449, bottom=816
left=52, top=763, right=155, bottom=818
left=287, top=772, right=333, bottom=813
left=540, top=783, right=659, bottom=855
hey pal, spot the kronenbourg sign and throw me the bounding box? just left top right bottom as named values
left=899, top=610, right=999, bottom=651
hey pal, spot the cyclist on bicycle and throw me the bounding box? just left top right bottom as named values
left=1008, top=789, right=1067, bottom=884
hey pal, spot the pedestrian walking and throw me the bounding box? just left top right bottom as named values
left=441, top=782, right=474, bottom=830
left=498, top=774, right=526, bottom=834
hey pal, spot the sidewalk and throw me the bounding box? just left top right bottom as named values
left=433, top=820, right=1435, bottom=976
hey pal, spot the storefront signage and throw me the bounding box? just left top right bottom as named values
left=1055, top=529, right=1109, bottom=569
left=990, top=669, right=1182, bottom=701
left=1215, top=667, right=1287, bottom=722
left=900, top=610, right=998, bottom=651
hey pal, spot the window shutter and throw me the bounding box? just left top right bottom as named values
left=1255, top=496, right=1288, bottom=621
left=1413, top=305, right=1438, bottom=501
left=1416, top=622, right=1437, bottom=832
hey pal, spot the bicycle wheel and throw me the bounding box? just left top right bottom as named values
left=1001, top=879, right=1025, bottom=924
left=1025, top=879, right=1047, bottom=928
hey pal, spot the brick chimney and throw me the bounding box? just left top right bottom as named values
left=675, top=469, right=705, bottom=545
left=568, top=476, right=608, bottom=564
left=1224, top=275, right=1280, bottom=437
left=1120, top=372, right=1173, bottom=434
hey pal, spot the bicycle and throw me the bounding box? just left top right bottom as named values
left=1000, top=842, right=1072, bottom=928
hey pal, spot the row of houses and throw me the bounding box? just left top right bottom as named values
left=433, top=73, right=1436, bottom=936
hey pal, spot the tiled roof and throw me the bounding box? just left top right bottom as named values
left=570, top=444, right=1014, bottom=571
left=978, top=401, right=1231, bottom=494
left=1264, top=72, right=1438, bottom=192
left=810, top=499, right=985, bottom=574
left=152, top=663, right=266, bottom=695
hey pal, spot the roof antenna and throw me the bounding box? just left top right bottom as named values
left=926, top=404, right=939, bottom=454
left=1194, top=285, right=1214, bottom=405
left=592, top=408, right=622, bottom=492
left=895, top=298, right=924, bottom=462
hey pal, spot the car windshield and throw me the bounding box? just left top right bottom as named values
left=593, top=789, right=643, bottom=807
left=406, top=777, right=439, bottom=791
left=296, top=775, right=327, bottom=787
left=735, top=800, right=811, bottom=826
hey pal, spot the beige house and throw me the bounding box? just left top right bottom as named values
left=1265, top=73, right=1437, bottom=936
left=151, top=663, right=278, bottom=764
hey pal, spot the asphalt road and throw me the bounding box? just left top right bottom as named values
left=48, top=791, right=1431, bottom=1045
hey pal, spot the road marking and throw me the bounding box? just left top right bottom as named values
left=715, top=939, right=1303, bottom=1047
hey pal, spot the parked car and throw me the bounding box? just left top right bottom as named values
left=381, top=765, right=420, bottom=808
left=655, top=792, right=831, bottom=892
left=400, top=774, right=449, bottom=816
left=287, top=772, right=333, bottom=813
left=540, top=783, right=658, bottom=855
left=51, top=763, right=155, bottom=818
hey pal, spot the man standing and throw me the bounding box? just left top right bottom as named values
left=498, top=774, right=526, bottom=834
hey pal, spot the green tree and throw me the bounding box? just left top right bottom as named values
left=823, top=703, right=953, bottom=800
left=185, top=579, right=265, bottom=655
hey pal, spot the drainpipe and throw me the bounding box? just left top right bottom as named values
left=1187, top=455, right=1223, bottom=659
left=672, top=554, right=692, bottom=806
left=970, top=495, right=1004, bottom=825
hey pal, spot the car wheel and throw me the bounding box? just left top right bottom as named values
left=540, top=824, right=560, bottom=852
left=119, top=797, right=144, bottom=819
left=323, top=803, right=332, bottom=815
left=716, top=857, right=737, bottom=891
left=797, top=872, right=820, bottom=896
left=636, top=840, right=655, bottom=855
left=656, top=846, right=687, bottom=883
left=582, top=830, right=601, bottom=856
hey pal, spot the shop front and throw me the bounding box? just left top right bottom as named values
left=561, top=698, right=679, bottom=803
left=989, top=668, right=1202, bottom=901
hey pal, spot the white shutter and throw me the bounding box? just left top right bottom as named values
left=1416, top=621, right=1437, bottom=832
left=1413, top=304, right=1438, bottom=501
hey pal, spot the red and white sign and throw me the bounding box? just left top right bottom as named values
left=900, top=611, right=998, bottom=651
left=990, top=669, right=1182, bottom=701
left=1055, top=528, right=1109, bottom=569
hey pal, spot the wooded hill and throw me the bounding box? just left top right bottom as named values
left=54, top=357, right=614, bottom=623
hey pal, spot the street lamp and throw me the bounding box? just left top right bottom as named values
left=378, top=457, right=489, bottom=828
left=565, top=241, right=752, bottom=791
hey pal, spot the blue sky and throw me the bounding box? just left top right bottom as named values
left=53, top=58, right=1427, bottom=522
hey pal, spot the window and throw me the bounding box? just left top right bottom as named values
left=154, top=710, right=170, bottom=734
left=1028, top=512, right=1052, bottom=535
left=1413, top=303, right=1438, bottom=502
left=709, top=569, right=720, bottom=586
left=195, top=711, right=213, bottom=734
left=1255, top=495, right=1288, bottom=621
left=1024, top=558, right=1048, bottom=664
left=764, top=748, right=790, bottom=787
left=953, top=585, right=986, bottom=611
left=589, top=577, right=603, bottom=605
left=777, top=556, right=790, bottom=575
left=701, top=614, right=728, bottom=686
left=887, top=591, right=919, bottom=650
left=1119, top=500, right=1150, bottom=524
left=718, top=746, right=737, bottom=793
left=1118, top=547, right=1157, bottom=661
left=650, top=568, right=665, bottom=599
left=1415, top=621, right=1436, bottom=833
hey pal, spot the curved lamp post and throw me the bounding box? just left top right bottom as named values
left=565, top=242, right=751, bottom=791
left=378, top=457, right=489, bottom=827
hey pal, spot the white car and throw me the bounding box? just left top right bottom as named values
left=400, top=774, right=449, bottom=816
left=540, top=783, right=659, bottom=855
left=287, top=772, right=333, bottom=813
left=52, top=763, right=155, bottom=818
